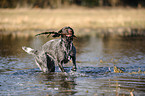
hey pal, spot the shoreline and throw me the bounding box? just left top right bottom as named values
left=0, top=8, right=145, bottom=37
left=1, top=27, right=145, bottom=39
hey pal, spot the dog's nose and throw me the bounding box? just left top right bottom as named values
left=66, top=29, right=73, bottom=37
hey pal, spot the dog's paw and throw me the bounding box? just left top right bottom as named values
left=71, top=67, right=77, bottom=71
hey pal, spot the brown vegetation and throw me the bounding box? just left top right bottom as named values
left=0, top=8, right=145, bottom=37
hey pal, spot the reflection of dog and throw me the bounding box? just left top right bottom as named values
left=22, top=27, right=77, bottom=73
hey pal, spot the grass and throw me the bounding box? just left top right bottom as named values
left=0, top=8, right=145, bottom=36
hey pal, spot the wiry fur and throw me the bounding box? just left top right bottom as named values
left=22, top=27, right=77, bottom=73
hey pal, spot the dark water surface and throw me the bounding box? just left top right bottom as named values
left=0, top=33, right=145, bottom=96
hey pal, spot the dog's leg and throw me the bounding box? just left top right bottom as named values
left=34, top=52, right=55, bottom=73
left=58, top=62, right=65, bottom=72
left=71, top=56, right=77, bottom=71
left=34, top=55, right=49, bottom=73
left=45, top=53, right=55, bottom=72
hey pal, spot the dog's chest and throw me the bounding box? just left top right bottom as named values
left=55, top=43, right=72, bottom=62
left=42, top=39, right=72, bottom=63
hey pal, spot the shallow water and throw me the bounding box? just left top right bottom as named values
left=0, top=34, right=145, bottom=96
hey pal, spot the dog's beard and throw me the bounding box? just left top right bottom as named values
left=67, top=36, right=73, bottom=43
left=62, top=36, right=73, bottom=44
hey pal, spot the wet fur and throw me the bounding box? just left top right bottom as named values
left=22, top=28, right=76, bottom=73
left=37, top=39, right=76, bottom=72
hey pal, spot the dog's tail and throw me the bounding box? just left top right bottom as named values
left=22, top=46, right=37, bottom=55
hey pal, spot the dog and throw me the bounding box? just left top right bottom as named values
left=22, top=27, right=77, bottom=73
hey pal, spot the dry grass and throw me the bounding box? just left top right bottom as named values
left=0, top=8, right=145, bottom=35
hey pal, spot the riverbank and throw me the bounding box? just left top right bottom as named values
left=0, top=8, right=145, bottom=37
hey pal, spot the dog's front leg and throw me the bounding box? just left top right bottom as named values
left=58, top=62, right=65, bottom=72
left=71, top=56, right=77, bottom=71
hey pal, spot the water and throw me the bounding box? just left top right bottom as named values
left=0, top=33, right=145, bottom=96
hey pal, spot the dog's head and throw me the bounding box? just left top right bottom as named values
left=35, top=26, right=76, bottom=44
left=53, top=27, right=76, bottom=44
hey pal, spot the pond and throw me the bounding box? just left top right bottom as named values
left=0, top=33, right=145, bottom=96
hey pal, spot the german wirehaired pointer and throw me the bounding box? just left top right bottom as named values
left=22, top=27, right=77, bottom=73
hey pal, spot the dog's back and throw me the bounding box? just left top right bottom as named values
left=41, top=39, right=61, bottom=60
left=39, top=39, right=63, bottom=64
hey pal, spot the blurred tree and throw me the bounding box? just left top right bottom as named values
left=0, top=0, right=145, bottom=8
left=108, top=0, right=119, bottom=7
left=138, top=0, right=145, bottom=8
left=49, top=0, right=62, bottom=8
left=98, top=0, right=103, bottom=7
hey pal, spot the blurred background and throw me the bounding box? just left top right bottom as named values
left=0, top=0, right=145, bottom=36
left=0, top=0, right=145, bottom=96
left=0, top=0, right=145, bottom=8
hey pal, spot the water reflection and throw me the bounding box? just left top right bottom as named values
left=37, top=73, right=77, bottom=95
left=103, top=36, right=145, bottom=56
left=0, top=34, right=33, bottom=57
left=0, top=33, right=145, bottom=95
